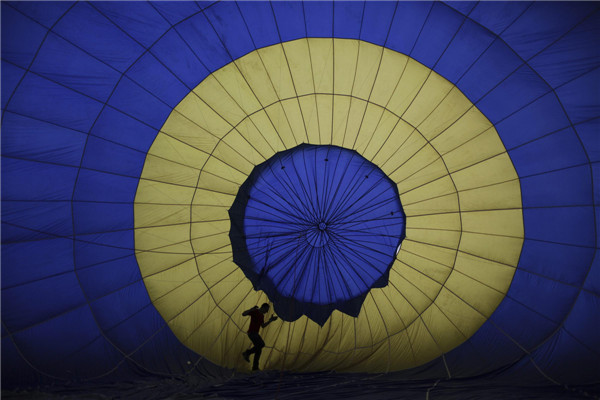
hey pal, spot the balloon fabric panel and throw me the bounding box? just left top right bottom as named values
left=1, top=0, right=599, bottom=394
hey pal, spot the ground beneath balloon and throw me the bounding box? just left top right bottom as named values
left=3, top=372, right=598, bottom=400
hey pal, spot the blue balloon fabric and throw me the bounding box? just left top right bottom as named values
left=1, top=0, right=599, bottom=394
left=229, top=144, right=405, bottom=325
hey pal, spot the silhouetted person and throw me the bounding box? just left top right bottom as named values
left=242, top=303, right=277, bottom=371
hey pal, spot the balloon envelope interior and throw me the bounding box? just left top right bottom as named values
left=1, top=0, right=599, bottom=395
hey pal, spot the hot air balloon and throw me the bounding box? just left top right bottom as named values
left=2, top=1, right=599, bottom=398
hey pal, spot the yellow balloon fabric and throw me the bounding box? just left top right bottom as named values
left=134, top=38, right=524, bottom=372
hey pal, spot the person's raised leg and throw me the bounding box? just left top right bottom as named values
left=242, top=349, right=251, bottom=362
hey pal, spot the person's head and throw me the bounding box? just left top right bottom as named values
left=259, top=303, right=270, bottom=313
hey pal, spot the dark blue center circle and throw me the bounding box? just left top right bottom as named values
left=229, top=144, right=406, bottom=325
left=306, top=222, right=330, bottom=247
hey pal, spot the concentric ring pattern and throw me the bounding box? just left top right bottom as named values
left=2, top=0, right=599, bottom=387
left=135, top=38, right=523, bottom=372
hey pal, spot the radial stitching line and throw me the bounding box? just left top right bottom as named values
left=1, top=2, right=77, bottom=124
left=268, top=0, right=311, bottom=144
left=150, top=2, right=284, bottom=160
left=443, top=4, right=600, bottom=382
left=88, top=4, right=266, bottom=170
left=234, top=0, right=301, bottom=149
left=372, top=4, right=477, bottom=362
left=3, top=5, right=265, bottom=173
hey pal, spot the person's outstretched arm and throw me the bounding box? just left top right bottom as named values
left=261, top=315, right=278, bottom=328
left=242, top=306, right=258, bottom=316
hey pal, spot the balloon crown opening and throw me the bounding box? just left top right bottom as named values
left=229, top=144, right=406, bottom=325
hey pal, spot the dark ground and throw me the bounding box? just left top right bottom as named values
left=3, top=372, right=600, bottom=400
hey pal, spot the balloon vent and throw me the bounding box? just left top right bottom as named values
left=229, top=144, right=406, bottom=325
